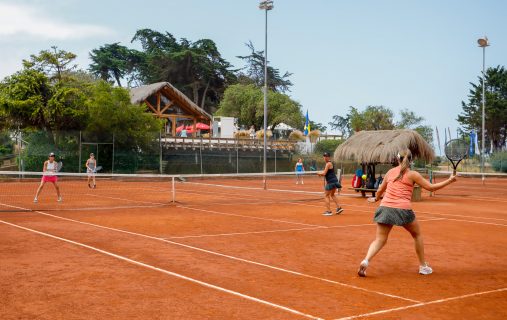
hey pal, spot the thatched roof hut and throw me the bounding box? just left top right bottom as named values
left=130, top=82, right=212, bottom=136
left=334, top=129, right=434, bottom=164
left=130, top=82, right=211, bottom=120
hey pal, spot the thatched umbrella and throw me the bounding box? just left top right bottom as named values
left=334, top=129, right=434, bottom=164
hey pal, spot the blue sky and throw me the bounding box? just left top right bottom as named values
left=1, top=0, right=506, bottom=140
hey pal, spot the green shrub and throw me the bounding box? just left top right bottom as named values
left=314, top=139, right=343, bottom=155
left=491, top=151, right=507, bottom=173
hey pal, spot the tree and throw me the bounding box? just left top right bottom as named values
left=328, top=113, right=352, bottom=138
left=331, top=106, right=395, bottom=133
left=329, top=106, right=433, bottom=144
left=89, top=43, right=134, bottom=87
left=0, top=69, right=88, bottom=145
left=457, top=66, right=507, bottom=152
left=309, top=120, right=327, bottom=132
left=237, top=41, right=293, bottom=93
left=215, top=84, right=304, bottom=131
left=22, top=46, right=77, bottom=83
left=396, top=108, right=433, bottom=145
left=89, top=29, right=237, bottom=114
left=85, top=81, right=162, bottom=146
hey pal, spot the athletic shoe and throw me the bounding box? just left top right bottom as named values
left=296, top=181, right=299, bottom=184
left=57, top=196, right=62, bottom=202
left=336, top=207, right=344, bottom=214
left=358, top=259, right=369, bottom=277
left=33, top=198, right=38, bottom=203
left=93, top=184, right=96, bottom=189
left=419, top=264, right=433, bottom=275
left=301, top=181, right=304, bottom=185
left=322, top=211, right=333, bottom=216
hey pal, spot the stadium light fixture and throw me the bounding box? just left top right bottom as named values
left=477, top=37, right=489, bottom=184
left=259, top=0, right=273, bottom=188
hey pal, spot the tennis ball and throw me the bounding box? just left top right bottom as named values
left=362, top=174, right=367, bottom=180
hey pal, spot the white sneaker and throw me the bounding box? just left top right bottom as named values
left=57, top=196, right=62, bottom=202
left=358, top=259, right=369, bottom=277
left=419, top=264, right=433, bottom=275
left=301, top=181, right=304, bottom=184
left=296, top=181, right=299, bottom=184
left=33, top=198, right=38, bottom=203
left=322, top=211, right=333, bottom=216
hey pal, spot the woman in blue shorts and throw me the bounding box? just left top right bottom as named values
left=295, top=158, right=305, bottom=184
left=318, top=152, right=343, bottom=216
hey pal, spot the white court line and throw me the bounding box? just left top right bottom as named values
left=165, top=219, right=445, bottom=240
left=0, top=220, right=323, bottom=320
left=0, top=203, right=420, bottom=304
left=166, top=226, right=324, bottom=239
left=178, top=205, right=325, bottom=228
left=86, top=193, right=166, bottom=206
left=417, top=210, right=507, bottom=222
left=335, top=287, right=507, bottom=320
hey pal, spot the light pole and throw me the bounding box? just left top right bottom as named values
left=477, top=37, right=489, bottom=183
left=259, top=0, right=273, bottom=188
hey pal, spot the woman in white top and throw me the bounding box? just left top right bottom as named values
left=86, top=153, right=97, bottom=189
left=34, top=152, right=62, bottom=202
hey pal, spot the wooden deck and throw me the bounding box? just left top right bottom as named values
left=161, top=137, right=297, bottom=151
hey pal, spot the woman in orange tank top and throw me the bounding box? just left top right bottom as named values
left=357, top=149, right=456, bottom=277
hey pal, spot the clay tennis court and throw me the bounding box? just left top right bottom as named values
left=1, top=173, right=506, bottom=319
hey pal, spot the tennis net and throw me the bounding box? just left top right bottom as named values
left=0, top=170, right=331, bottom=212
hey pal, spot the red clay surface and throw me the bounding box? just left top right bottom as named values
left=1, top=174, right=506, bottom=319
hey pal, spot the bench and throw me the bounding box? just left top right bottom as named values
left=349, top=187, right=377, bottom=197
left=348, top=185, right=422, bottom=201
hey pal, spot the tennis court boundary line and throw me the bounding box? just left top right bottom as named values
left=335, top=287, right=507, bottom=320
left=0, top=219, right=324, bottom=320
left=165, top=219, right=445, bottom=239
left=178, top=205, right=326, bottom=228
left=2, top=204, right=420, bottom=304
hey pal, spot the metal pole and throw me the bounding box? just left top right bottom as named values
left=78, top=131, right=82, bottom=173
left=481, top=46, right=486, bottom=184
left=159, top=130, right=163, bottom=174
left=263, top=5, right=268, bottom=189
left=199, top=143, right=203, bottom=174
left=112, top=134, right=115, bottom=174
left=172, top=177, right=175, bottom=203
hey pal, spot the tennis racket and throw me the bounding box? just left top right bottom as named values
left=94, top=166, right=102, bottom=173
left=444, top=139, right=468, bottom=175
left=56, top=161, right=63, bottom=172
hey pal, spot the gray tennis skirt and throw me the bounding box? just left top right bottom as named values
left=325, top=182, right=342, bottom=191
left=374, top=206, right=415, bottom=226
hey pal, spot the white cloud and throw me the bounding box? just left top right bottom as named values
left=0, top=3, right=112, bottom=40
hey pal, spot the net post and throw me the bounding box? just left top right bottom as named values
left=172, top=176, right=175, bottom=203
left=429, top=168, right=433, bottom=197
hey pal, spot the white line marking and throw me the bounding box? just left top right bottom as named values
left=437, top=218, right=507, bottom=227
left=167, top=226, right=324, bottom=239
left=86, top=193, right=166, bottom=206
left=415, top=210, right=507, bottom=222
left=166, top=219, right=444, bottom=239
left=0, top=219, right=324, bottom=320
left=4, top=207, right=420, bottom=304
left=335, top=287, right=507, bottom=320
left=178, top=205, right=325, bottom=228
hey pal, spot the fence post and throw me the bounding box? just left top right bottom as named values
left=172, top=177, right=175, bottom=203
left=78, top=131, right=82, bottom=173
left=159, top=130, right=163, bottom=174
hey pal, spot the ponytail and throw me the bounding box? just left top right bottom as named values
left=395, top=149, right=412, bottom=181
